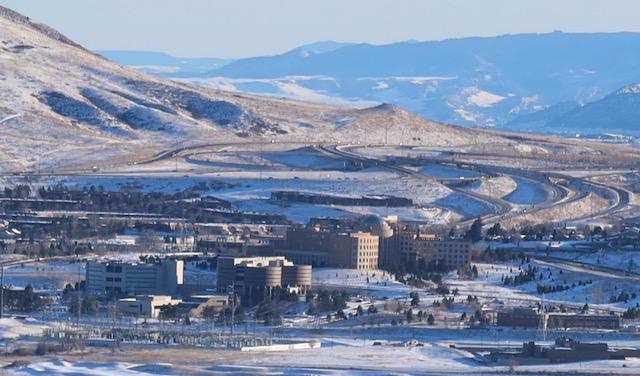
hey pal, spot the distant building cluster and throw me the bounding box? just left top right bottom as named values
left=80, top=215, right=473, bottom=319
left=272, top=215, right=471, bottom=271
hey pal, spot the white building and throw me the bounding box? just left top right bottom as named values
left=85, top=259, right=184, bottom=296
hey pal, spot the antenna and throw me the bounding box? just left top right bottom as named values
left=229, top=284, right=235, bottom=336
left=537, top=293, right=548, bottom=341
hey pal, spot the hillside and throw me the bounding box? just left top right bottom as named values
left=0, top=6, right=499, bottom=173
left=544, top=82, right=640, bottom=133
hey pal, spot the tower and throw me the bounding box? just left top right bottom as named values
left=537, top=294, right=548, bottom=341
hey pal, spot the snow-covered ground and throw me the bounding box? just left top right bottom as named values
left=17, top=164, right=481, bottom=224
left=3, top=133, right=630, bottom=227
left=4, top=253, right=640, bottom=374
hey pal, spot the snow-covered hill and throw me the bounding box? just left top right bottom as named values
left=0, top=5, right=497, bottom=172
left=544, top=82, right=640, bottom=134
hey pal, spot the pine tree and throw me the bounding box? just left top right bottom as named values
left=406, top=309, right=414, bottom=323
left=466, top=217, right=484, bottom=242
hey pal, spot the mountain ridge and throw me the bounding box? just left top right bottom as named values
left=0, top=5, right=498, bottom=172
left=143, top=32, right=640, bottom=134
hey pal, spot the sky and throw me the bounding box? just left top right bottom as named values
left=1, top=0, right=640, bottom=59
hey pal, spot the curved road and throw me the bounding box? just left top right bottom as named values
left=92, top=141, right=632, bottom=226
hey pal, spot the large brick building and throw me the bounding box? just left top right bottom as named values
left=388, top=230, right=472, bottom=270
left=329, top=231, right=379, bottom=270
left=275, top=228, right=379, bottom=270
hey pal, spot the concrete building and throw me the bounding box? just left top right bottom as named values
left=276, top=228, right=332, bottom=267
left=389, top=230, right=471, bottom=270
left=275, top=228, right=379, bottom=270
left=496, top=307, right=541, bottom=328
left=329, top=231, right=379, bottom=270
left=85, top=259, right=184, bottom=296
left=216, top=256, right=311, bottom=296
left=497, top=308, right=621, bottom=330
left=117, top=295, right=182, bottom=318
left=360, top=216, right=395, bottom=268
left=184, top=294, right=229, bottom=318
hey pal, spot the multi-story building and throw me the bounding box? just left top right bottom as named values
left=497, top=308, right=621, bottom=330
left=360, top=216, right=395, bottom=268
left=329, top=231, right=379, bottom=270
left=276, top=228, right=332, bottom=266
left=85, top=259, right=183, bottom=296
left=389, top=230, right=471, bottom=270
left=275, top=228, right=379, bottom=270
left=216, top=256, right=311, bottom=297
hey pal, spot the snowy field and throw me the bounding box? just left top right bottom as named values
left=6, top=352, right=640, bottom=375
left=503, top=176, right=550, bottom=205
left=1, top=139, right=619, bottom=226
left=15, top=168, right=475, bottom=224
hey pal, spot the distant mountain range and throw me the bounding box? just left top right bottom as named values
left=103, top=33, right=640, bottom=137
left=1, top=5, right=493, bottom=172
left=95, top=50, right=234, bottom=75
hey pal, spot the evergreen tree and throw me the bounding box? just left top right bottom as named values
left=201, top=305, right=217, bottom=323
left=466, top=217, right=484, bottom=242
left=410, top=292, right=420, bottom=307
left=18, top=284, right=43, bottom=313
left=406, top=308, right=414, bottom=323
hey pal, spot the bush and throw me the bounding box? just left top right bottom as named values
left=12, top=347, right=34, bottom=356
left=35, top=342, right=64, bottom=355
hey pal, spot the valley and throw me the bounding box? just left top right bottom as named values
left=3, top=3, right=640, bottom=375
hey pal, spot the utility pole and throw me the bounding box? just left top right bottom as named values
left=385, top=124, right=388, bottom=145
left=259, top=138, right=264, bottom=181
left=1, top=264, right=4, bottom=319
left=77, top=263, right=84, bottom=359
left=77, top=264, right=82, bottom=326
left=229, top=284, right=235, bottom=336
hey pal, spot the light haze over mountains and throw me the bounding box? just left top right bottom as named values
left=102, top=33, right=640, bottom=137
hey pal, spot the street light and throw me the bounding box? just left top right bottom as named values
left=229, top=285, right=235, bottom=336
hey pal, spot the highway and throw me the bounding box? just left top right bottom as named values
left=319, top=143, right=632, bottom=226
left=13, top=139, right=630, bottom=227
left=139, top=141, right=632, bottom=226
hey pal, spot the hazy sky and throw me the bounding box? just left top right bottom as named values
left=1, top=0, right=639, bottom=58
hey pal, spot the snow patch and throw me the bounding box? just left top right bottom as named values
left=466, top=89, right=505, bottom=108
